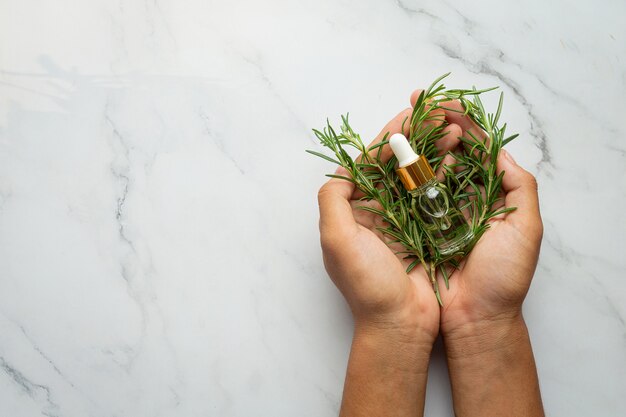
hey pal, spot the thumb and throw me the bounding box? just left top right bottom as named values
left=318, top=167, right=358, bottom=245
left=498, top=149, right=543, bottom=242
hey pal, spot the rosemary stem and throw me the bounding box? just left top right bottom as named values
left=309, top=75, right=517, bottom=305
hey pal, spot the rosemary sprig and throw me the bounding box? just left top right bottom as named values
left=308, top=74, right=517, bottom=305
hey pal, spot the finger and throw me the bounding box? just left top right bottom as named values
left=436, top=152, right=457, bottom=182
left=498, top=149, right=543, bottom=241
left=409, top=88, right=446, bottom=123
left=350, top=198, right=381, bottom=229
left=349, top=199, right=415, bottom=269
left=409, top=88, right=454, bottom=150
left=318, top=167, right=359, bottom=244
left=410, top=92, right=462, bottom=172
left=408, top=88, right=446, bottom=133
left=351, top=108, right=414, bottom=200
left=358, top=107, right=412, bottom=164
left=437, top=99, right=485, bottom=139
left=434, top=124, right=462, bottom=181
left=415, top=93, right=489, bottom=158
left=411, top=89, right=484, bottom=138
left=437, top=123, right=462, bottom=157
left=409, top=89, right=423, bottom=107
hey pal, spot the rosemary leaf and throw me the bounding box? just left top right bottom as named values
left=309, top=74, right=518, bottom=303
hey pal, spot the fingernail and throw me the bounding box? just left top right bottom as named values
left=502, top=149, right=517, bottom=165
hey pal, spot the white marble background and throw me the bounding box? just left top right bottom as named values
left=1, top=0, right=625, bottom=416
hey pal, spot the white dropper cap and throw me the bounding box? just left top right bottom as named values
left=389, top=133, right=419, bottom=167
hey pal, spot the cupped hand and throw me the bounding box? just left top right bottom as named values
left=317, top=108, right=455, bottom=343
left=408, top=90, right=544, bottom=338
left=318, top=89, right=542, bottom=345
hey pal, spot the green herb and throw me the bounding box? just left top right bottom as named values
left=308, top=74, right=518, bottom=304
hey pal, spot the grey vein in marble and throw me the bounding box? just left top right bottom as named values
left=1, top=1, right=625, bottom=416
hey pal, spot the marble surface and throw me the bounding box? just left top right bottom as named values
left=1, top=1, right=625, bottom=416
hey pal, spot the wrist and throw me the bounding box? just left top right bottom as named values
left=351, top=326, right=433, bottom=380
left=353, top=320, right=435, bottom=370
left=340, top=316, right=435, bottom=416
left=353, top=312, right=438, bottom=351
left=442, top=313, right=527, bottom=360
left=442, top=315, right=544, bottom=416
left=351, top=288, right=440, bottom=347
left=440, top=301, right=523, bottom=339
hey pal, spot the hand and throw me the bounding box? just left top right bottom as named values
left=408, top=90, right=545, bottom=416
left=410, top=92, right=544, bottom=338
left=318, top=107, right=461, bottom=342
left=318, top=108, right=458, bottom=417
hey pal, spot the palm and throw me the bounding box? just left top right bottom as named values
left=348, top=198, right=440, bottom=336
left=318, top=107, right=445, bottom=339
left=432, top=98, right=542, bottom=328
left=439, top=218, right=539, bottom=325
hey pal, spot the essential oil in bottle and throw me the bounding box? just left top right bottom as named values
left=389, top=133, right=473, bottom=255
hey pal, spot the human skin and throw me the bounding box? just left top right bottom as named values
left=411, top=91, right=545, bottom=417
left=317, top=90, right=544, bottom=416
left=318, top=107, right=440, bottom=417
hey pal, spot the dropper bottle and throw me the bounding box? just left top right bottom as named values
left=389, top=133, right=473, bottom=255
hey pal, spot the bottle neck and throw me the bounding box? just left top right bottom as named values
left=395, top=155, right=436, bottom=191
left=408, top=178, right=439, bottom=195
